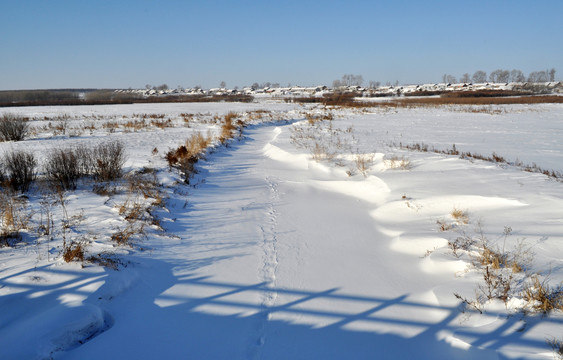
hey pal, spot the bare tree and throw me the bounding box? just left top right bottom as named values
left=549, top=68, right=556, bottom=82
left=442, top=74, right=456, bottom=84
left=219, top=81, right=226, bottom=89
left=528, top=71, right=549, bottom=83
left=510, top=69, right=526, bottom=83
left=368, top=80, right=380, bottom=89
left=499, top=70, right=510, bottom=83
left=489, top=69, right=510, bottom=83
left=338, top=74, right=364, bottom=87
left=472, top=70, right=487, bottom=83
left=460, top=73, right=471, bottom=83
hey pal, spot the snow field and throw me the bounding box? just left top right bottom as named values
left=0, top=101, right=562, bottom=359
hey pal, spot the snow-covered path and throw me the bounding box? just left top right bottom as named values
left=54, top=122, right=512, bottom=359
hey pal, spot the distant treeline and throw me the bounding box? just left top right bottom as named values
left=0, top=89, right=253, bottom=107
left=288, top=91, right=563, bottom=107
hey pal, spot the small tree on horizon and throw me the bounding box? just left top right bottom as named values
left=472, top=70, right=487, bottom=83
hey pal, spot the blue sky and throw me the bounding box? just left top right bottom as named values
left=1, top=0, right=561, bottom=90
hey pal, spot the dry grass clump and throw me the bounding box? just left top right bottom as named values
left=447, top=221, right=563, bottom=328
left=102, top=121, right=119, bottom=133
left=151, top=119, right=173, bottom=129
left=247, top=109, right=272, bottom=121
left=399, top=142, right=563, bottom=180
left=111, top=223, right=145, bottom=246
left=384, top=155, right=412, bottom=170
left=305, top=112, right=334, bottom=124
left=451, top=207, right=469, bottom=224
left=117, top=170, right=164, bottom=228
left=0, top=190, right=30, bottom=246
left=290, top=116, right=355, bottom=164
left=118, top=197, right=146, bottom=222
left=219, top=112, right=242, bottom=143
left=123, top=119, right=148, bottom=131
left=127, top=168, right=163, bottom=205
left=166, top=132, right=213, bottom=184
left=311, top=142, right=335, bottom=162
left=185, top=132, right=212, bottom=156
left=522, top=275, right=563, bottom=314
left=62, top=241, right=85, bottom=263
left=447, top=222, right=535, bottom=305
left=437, top=219, right=453, bottom=232
left=110, top=168, right=164, bottom=247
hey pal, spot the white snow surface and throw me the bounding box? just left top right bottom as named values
left=0, top=101, right=562, bottom=359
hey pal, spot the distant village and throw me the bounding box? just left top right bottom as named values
left=116, top=81, right=563, bottom=98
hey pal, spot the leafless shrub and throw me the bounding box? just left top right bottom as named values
left=451, top=223, right=535, bottom=306
left=111, top=223, right=145, bottom=246
left=437, top=219, right=453, bottom=232
left=354, top=153, right=374, bottom=176
left=454, top=292, right=484, bottom=314
left=93, top=140, right=126, bottom=181
left=92, top=183, right=118, bottom=196
left=0, top=113, right=30, bottom=141
left=311, top=142, right=337, bottom=162
left=478, top=265, right=515, bottom=303
left=546, top=338, right=563, bottom=359
left=127, top=169, right=163, bottom=205
left=448, top=233, right=475, bottom=257
left=118, top=196, right=146, bottom=222
left=87, top=252, right=120, bottom=270
left=44, top=147, right=81, bottom=190
left=74, top=144, right=95, bottom=176
left=52, top=118, right=70, bottom=136
left=3, top=149, right=37, bottom=192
